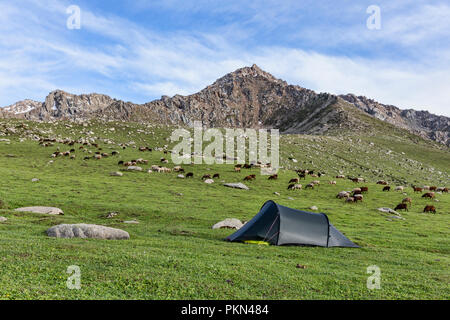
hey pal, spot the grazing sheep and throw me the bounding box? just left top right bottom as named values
left=287, top=184, right=302, bottom=190
left=202, top=174, right=211, bottom=180
left=213, top=173, right=220, bottom=179
left=402, top=197, right=412, bottom=206
left=336, top=175, right=345, bottom=179
left=94, top=154, right=102, bottom=160
left=268, top=174, right=278, bottom=180
left=361, top=187, right=369, bottom=193
left=443, top=188, right=449, bottom=193
left=336, top=191, right=350, bottom=199
left=289, top=178, right=300, bottom=184
left=413, top=187, right=423, bottom=193
left=354, top=194, right=363, bottom=202
left=377, top=180, right=388, bottom=185
left=394, top=186, right=404, bottom=191
left=423, top=186, right=430, bottom=190
left=345, top=197, right=355, bottom=203
left=234, top=167, right=241, bottom=172
left=329, top=180, right=337, bottom=185
left=312, top=180, right=320, bottom=186
left=352, top=188, right=362, bottom=195
left=186, top=172, right=194, bottom=178
left=383, top=186, right=391, bottom=192
left=429, top=186, right=437, bottom=191
left=305, top=183, right=314, bottom=189
left=422, top=192, right=435, bottom=199
left=423, top=205, right=436, bottom=213
left=394, top=203, right=408, bottom=211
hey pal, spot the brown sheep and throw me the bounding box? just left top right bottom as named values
left=443, top=188, right=449, bottom=193
left=394, top=203, right=408, bottom=211
left=345, top=197, right=355, bottom=203
left=413, top=187, right=423, bottom=193
left=268, top=174, right=278, bottom=180
left=289, top=178, right=300, bottom=184
left=422, top=192, right=435, bottom=199
left=287, top=184, right=302, bottom=190
left=234, top=167, right=241, bottom=172
left=423, top=205, right=436, bottom=213
left=382, top=186, right=391, bottom=191
left=202, top=174, right=211, bottom=180
left=429, top=186, right=437, bottom=191
left=354, top=194, right=363, bottom=202
left=244, top=175, right=254, bottom=181
left=213, top=173, right=220, bottom=179
left=402, top=197, right=412, bottom=206
left=361, top=187, right=369, bottom=193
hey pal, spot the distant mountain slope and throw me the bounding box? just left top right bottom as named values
left=1, top=64, right=449, bottom=145
left=340, top=94, right=450, bottom=146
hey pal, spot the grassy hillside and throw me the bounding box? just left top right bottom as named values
left=0, top=118, right=448, bottom=299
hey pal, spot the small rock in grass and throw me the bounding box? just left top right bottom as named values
left=127, top=166, right=142, bottom=171
left=274, top=192, right=280, bottom=196
left=204, top=179, right=214, bottom=184
left=123, top=220, right=139, bottom=224
left=0, top=216, right=7, bottom=222
left=287, top=197, right=294, bottom=200
left=177, top=174, right=185, bottom=179
left=309, top=206, right=318, bottom=211
left=110, top=171, right=123, bottom=176
left=31, top=178, right=39, bottom=182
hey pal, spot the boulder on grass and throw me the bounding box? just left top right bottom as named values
left=223, top=183, right=249, bottom=190
left=15, top=206, right=64, bottom=215
left=212, top=218, right=244, bottom=230
left=46, top=224, right=130, bottom=240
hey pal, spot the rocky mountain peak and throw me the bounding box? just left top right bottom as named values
left=1, top=65, right=449, bottom=146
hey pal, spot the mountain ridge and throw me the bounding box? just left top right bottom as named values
left=1, top=64, right=449, bottom=145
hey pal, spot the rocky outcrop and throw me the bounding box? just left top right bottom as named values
left=341, top=94, right=450, bottom=146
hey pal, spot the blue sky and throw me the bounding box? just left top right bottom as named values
left=1, top=0, right=449, bottom=116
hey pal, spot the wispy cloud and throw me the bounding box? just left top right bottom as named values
left=0, top=0, right=449, bottom=116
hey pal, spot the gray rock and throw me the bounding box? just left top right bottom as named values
left=46, top=224, right=130, bottom=240
left=377, top=207, right=400, bottom=216
left=0, top=216, right=7, bottom=222
left=274, top=192, right=280, bottom=196
left=223, top=182, right=249, bottom=190
left=177, top=174, right=185, bottom=179
left=212, top=218, right=243, bottom=230
left=110, top=171, right=123, bottom=176
left=31, top=178, right=39, bottom=182
left=309, top=206, right=318, bottom=211
left=204, top=179, right=214, bottom=184
left=123, top=220, right=139, bottom=224
left=127, top=166, right=142, bottom=171
left=15, top=206, right=64, bottom=215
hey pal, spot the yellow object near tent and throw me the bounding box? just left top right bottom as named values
left=244, top=240, right=269, bottom=245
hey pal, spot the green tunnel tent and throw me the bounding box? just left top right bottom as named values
left=226, top=200, right=359, bottom=247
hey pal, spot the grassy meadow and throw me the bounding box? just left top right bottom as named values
left=0, top=119, right=448, bottom=299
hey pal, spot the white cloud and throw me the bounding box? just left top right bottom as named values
left=0, top=0, right=449, bottom=117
